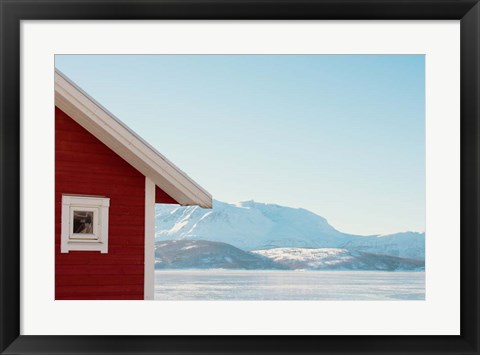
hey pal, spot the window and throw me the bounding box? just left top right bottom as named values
left=61, top=195, right=110, bottom=253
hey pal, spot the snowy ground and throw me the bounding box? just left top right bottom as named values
left=154, top=270, right=425, bottom=301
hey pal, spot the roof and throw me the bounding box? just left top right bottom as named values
left=55, top=69, right=212, bottom=208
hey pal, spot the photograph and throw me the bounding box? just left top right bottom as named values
left=55, top=54, right=425, bottom=301
left=2, top=1, right=478, bottom=352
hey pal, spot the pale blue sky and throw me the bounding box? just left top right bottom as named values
left=55, top=55, right=425, bottom=235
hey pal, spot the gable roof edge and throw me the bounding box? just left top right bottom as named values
left=55, top=69, right=212, bottom=208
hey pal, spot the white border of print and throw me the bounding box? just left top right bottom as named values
left=20, top=20, right=460, bottom=335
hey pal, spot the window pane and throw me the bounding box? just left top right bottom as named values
left=73, top=211, right=94, bottom=234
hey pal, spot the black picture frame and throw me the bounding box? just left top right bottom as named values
left=1, top=1, right=479, bottom=354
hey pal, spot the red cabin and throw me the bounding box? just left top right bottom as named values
left=54, top=70, right=212, bottom=300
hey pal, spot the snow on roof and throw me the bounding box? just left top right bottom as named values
left=55, top=69, right=212, bottom=208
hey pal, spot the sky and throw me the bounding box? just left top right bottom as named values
left=55, top=55, right=425, bottom=236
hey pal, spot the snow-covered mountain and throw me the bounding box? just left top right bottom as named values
left=155, top=240, right=285, bottom=270
left=156, top=200, right=425, bottom=260
left=252, top=248, right=424, bottom=271
left=155, top=241, right=424, bottom=271
left=340, top=232, right=425, bottom=260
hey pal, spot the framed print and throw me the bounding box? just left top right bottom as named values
left=1, top=0, right=479, bottom=354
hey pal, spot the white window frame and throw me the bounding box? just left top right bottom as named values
left=61, top=195, right=110, bottom=253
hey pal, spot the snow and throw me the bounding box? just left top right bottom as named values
left=155, top=240, right=282, bottom=270
left=251, top=247, right=423, bottom=271
left=253, top=248, right=353, bottom=268
left=154, top=270, right=425, bottom=300
left=156, top=241, right=423, bottom=271
left=182, top=245, right=199, bottom=250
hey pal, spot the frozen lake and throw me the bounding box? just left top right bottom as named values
left=155, top=270, right=425, bottom=300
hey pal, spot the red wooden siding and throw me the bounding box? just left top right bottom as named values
left=55, top=107, right=178, bottom=300
left=156, top=186, right=177, bottom=204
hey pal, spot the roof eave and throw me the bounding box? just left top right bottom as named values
left=55, top=70, right=212, bottom=209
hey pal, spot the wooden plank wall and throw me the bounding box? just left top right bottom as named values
left=55, top=107, right=171, bottom=300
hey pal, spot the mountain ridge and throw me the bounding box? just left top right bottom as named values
left=156, top=199, right=425, bottom=260
left=155, top=240, right=425, bottom=271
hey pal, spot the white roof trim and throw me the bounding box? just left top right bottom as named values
left=55, top=69, right=212, bottom=208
